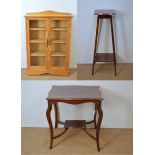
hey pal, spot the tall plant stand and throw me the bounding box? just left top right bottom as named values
left=92, top=9, right=117, bottom=76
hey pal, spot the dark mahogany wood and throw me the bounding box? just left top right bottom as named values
left=92, top=15, right=100, bottom=75
left=110, top=17, right=117, bottom=75
left=53, top=128, right=68, bottom=139
left=46, top=86, right=103, bottom=151
left=54, top=103, right=58, bottom=128
left=47, top=86, right=102, bottom=100
left=95, top=53, right=114, bottom=62
left=94, top=104, right=97, bottom=129
left=86, top=120, right=94, bottom=124
left=57, top=120, right=65, bottom=125
left=96, top=101, right=103, bottom=151
left=92, top=9, right=117, bottom=76
left=65, top=120, right=86, bottom=128
left=94, top=9, right=116, bottom=15
left=83, top=128, right=96, bottom=140
left=46, top=103, right=53, bottom=149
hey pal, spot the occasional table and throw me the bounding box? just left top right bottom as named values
left=46, top=86, right=103, bottom=151
left=92, top=9, right=117, bottom=76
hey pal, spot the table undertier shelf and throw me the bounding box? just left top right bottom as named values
left=65, top=120, right=86, bottom=128
left=95, top=53, right=115, bottom=62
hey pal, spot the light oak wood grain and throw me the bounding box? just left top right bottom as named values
left=25, top=11, right=72, bottom=76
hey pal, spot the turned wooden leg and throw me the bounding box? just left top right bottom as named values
left=92, top=16, right=100, bottom=75
left=46, top=103, right=53, bottom=149
left=96, top=101, right=103, bottom=152
left=94, top=104, right=97, bottom=129
left=110, top=16, right=117, bottom=76
left=54, top=103, right=58, bottom=128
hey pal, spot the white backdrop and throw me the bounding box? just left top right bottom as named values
left=21, top=80, right=133, bottom=128
left=77, top=0, right=133, bottom=64
left=21, top=0, right=77, bottom=68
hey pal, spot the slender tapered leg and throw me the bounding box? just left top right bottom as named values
left=110, top=16, right=117, bottom=76
left=94, top=104, right=97, bottom=129
left=46, top=103, right=53, bottom=149
left=96, top=101, right=103, bottom=152
left=54, top=103, right=58, bottom=128
left=92, top=16, right=100, bottom=75
left=92, top=58, right=95, bottom=75
left=114, top=60, right=117, bottom=76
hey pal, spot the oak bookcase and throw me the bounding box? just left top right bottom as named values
left=25, top=11, right=72, bottom=75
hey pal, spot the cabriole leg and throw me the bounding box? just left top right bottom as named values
left=96, top=101, right=103, bottom=151
left=46, top=103, right=53, bottom=149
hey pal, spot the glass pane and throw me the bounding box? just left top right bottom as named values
left=29, top=20, right=46, bottom=43
left=31, top=56, right=45, bottom=66
left=51, top=57, right=66, bottom=67
left=29, top=20, right=46, bottom=28
left=30, top=43, right=46, bottom=56
left=30, top=30, right=46, bottom=40
left=29, top=20, right=46, bottom=66
left=49, top=20, right=68, bottom=67
left=51, top=30, right=67, bottom=41
left=50, top=20, right=68, bottom=44
left=50, top=42, right=66, bottom=56
left=51, top=20, right=68, bottom=28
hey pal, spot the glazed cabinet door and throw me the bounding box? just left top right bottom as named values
left=47, top=18, right=71, bottom=69
left=26, top=18, right=48, bottom=68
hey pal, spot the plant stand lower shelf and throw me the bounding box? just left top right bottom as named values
left=95, top=53, right=114, bottom=62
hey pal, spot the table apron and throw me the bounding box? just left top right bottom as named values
left=47, top=99, right=102, bottom=105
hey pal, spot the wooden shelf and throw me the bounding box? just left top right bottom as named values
left=52, top=39, right=66, bottom=44
left=30, top=39, right=46, bottom=43
left=65, top=120, right=86, bottom=128
left=51, top=51, right=66, bottom=56
left=31, top=51, right=45, bottom=56
left=95, top=53, right=114, bottom=62
left=52, top=27, right=67, bottom=31
left=30, top=28, right=45, bottom=30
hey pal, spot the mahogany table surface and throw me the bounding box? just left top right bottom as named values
left=47, top=86, right=103, bottom=100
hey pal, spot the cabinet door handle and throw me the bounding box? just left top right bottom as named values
left=46, top=38, right=48, bottom=47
